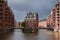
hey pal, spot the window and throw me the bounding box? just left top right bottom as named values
left=5, top=11, right=8, bottom=13
left=0, top=8, right=3, bottom=11
left=0, top=19, right=2, bottom=23
left=57, top=17, right=59, bottom=19
left=0, top=1, right=4, bottom=3
left=5, top=13, right=8, bottom=15
left=5, top=16, right=8, bottom=18
left=0, top=23, right=2, bottom=26
left=5, top=17, right=9, bottom=21
left=6, top=8, right=8, bottom=10
left=9, top=25, right=11, bottom=26
left=57, top=8, right=59, bottom=10
left=57, top=11, right=59, bottom=13
left=53, top=15, right=55, bottom=16
left=0, top=5, right=3, bottom=7
left=57, top=20, right=59, bottom=22
left=0, top=13, right=3, bottom=15
left=58, top=24, right=59, bottom=26
left=5, top=24, right=8, bottom=26
left=57, top=14, right=59, bottom=16
left=0, top=16, right=2, bottom=19
left=56, top=4, right=59, bottom=7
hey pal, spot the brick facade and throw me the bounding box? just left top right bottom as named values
left=0, top=0, right=15, bottom=32
left=39, top=19, right=47, bottom=28
left=24, top=12, right=39, bottom=32
left=47, top=2, right=60, bottom=32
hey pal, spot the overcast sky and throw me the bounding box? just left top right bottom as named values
left=8, top=0, right=57, bottom=22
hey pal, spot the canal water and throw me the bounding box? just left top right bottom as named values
left=0, top=29, right=60, bottom=40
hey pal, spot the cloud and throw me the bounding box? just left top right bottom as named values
left=8, top=0, right=57, bottom=11
left=12, top=8, right=27, bottom=22
left=8, top=0, right=57, bottom=22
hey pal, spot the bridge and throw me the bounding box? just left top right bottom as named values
left=38, top=27, right=53, bottom=29
left=12, top=27, right=24, bottom=29
left=13, top=27, right=53, bottom=30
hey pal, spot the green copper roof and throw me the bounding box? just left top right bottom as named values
left=58, top=0, right=60, bottom=2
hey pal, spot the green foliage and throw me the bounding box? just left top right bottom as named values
left=21, top=21, right=25, bottom=27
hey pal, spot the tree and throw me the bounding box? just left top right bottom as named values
left=21, top=21, right=26, bottom=32
left=21, top=21, right=25, bottom=27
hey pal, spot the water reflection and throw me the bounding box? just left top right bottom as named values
left=23, top=33, right=38, bottom=40
left=0, top=29, right=60, bottom=40
left=53, top=32, right=60, bottom=40
left=0, top=32, right=14, bottom=40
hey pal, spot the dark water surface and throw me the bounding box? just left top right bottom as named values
left=0, top=29, right=60, bottom=40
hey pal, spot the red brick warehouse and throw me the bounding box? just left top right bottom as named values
left=0, top=0, right=15, bottom=32
left=24, top=12, right=39, bottom=32
left=47, top=2, right=60, bottom=32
